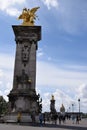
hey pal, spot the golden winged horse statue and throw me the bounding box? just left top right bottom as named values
left=18, top=7, right=40, bottom=26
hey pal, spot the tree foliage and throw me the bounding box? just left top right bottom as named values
left=0, top=96, right=8, bottom=115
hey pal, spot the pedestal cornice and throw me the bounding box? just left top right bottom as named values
left=12, top=25, right=41, bottom=42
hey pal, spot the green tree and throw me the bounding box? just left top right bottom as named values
left=0, top=96, right=8, bottom=115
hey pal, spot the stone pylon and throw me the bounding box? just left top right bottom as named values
left=6, top=26, right=42, bottom=122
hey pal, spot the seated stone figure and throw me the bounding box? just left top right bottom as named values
left=16, top=69, right=29, bottom=84
left=16, top=70, right=30, bottom=90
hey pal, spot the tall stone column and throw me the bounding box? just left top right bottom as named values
left=8, top=26, right=41, bottom=116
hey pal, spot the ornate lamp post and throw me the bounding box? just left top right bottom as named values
left=72, top=104, right=74, bottom=113
left=78, top=99, right=80, bottom=115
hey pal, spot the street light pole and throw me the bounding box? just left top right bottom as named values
left=78, top=99, right=80, bottom=115
left=72, top=104, right=74, bottom=113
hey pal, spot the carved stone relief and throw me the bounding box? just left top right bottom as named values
left=16, top=69, right=31, bottom=89
left=15, top=97, right=30, bottom=111
left=21, top=42, right=31, bottom=66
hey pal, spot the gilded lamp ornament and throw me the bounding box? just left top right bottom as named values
left=18, top=7, right=40, bottom=26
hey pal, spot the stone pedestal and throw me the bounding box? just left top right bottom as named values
left=50, top=99, right=56, bottom=114
left=7, top=26, right=41, bottom=122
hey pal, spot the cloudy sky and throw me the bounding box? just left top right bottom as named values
left=0, top=0, right=87, bottom=113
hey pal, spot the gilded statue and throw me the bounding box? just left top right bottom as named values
left=18, top=7, right=40, bottom=26
left=51, top=95, right=54, bottom=100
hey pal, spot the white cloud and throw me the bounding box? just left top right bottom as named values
left=36, top=61, right=87, bottom=88
left=75, top=84, right=87, bottom=113
left=40, top=0, right=87, bottom=34
left=42, top=92, right=51, bottom=112
left=0, top=81, right=2, bottom=85
left=6, top=8, right=20, bottom=16
left=53, top=89, right=76, bottom=111
left=0, top=69, right=4, bottom=77
left=41, top=0, right=59, bottom=9
left=0, top=70, right=13, bottom=101
left=0, top=0, right=26, bottom=16
left=0, top=53, right=14, bottom=70
left=0, top=53, right=14, bottom=101
left=37, top=48, right=44, bottom=57
left=36, top=61, right=87, bottom=112
left=42, top=89, right=76, bottom=112
left=76, top=84, right=87, bottom=98
left=0, top=0, right=26, bottom=10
